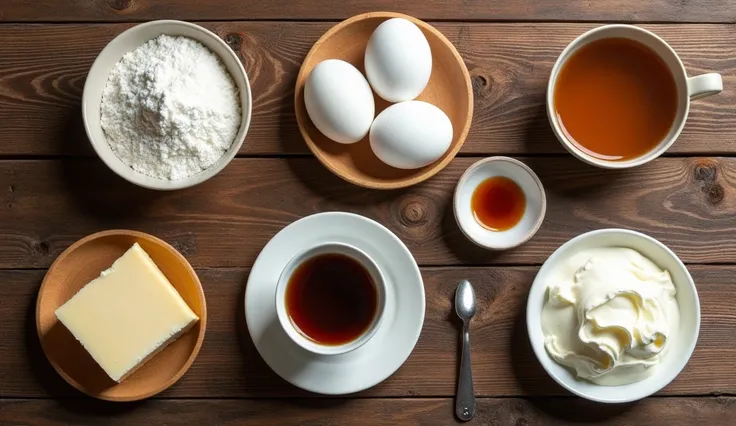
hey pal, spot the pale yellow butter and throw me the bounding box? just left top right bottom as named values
left=55, top=242, right=199, bottom=382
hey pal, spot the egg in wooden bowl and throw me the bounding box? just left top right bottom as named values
left=295, top=11, right=473, bottom=190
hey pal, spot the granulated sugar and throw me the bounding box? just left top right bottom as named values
left=100, top=35, right=241, bottom=180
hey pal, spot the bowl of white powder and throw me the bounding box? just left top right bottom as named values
left=82, top=20, right=252, bottom=190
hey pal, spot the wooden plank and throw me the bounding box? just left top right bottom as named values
left=2, top=397, right=735, bottom=425
left=0, top=157, right=734, bottom=269
left=2, top=266, right=734, bottom=398
left=0, top=23, right=734, bottom=157
left=1, top=0, right=734, bottom=23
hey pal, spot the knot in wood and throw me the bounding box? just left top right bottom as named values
left=225, top=33, right=243, bottom=52
left=692, top=161, right=724, bottom=205
left=693, top=162, right=718, bottom=182
left=33, top=240, right=50, bottom=256
left=172, top=234, right=198, bottom=256
left=705, top=182, right=724, bottom=205
left=107, top=0, right=133, bottom=11
left=399, top=199, right=428, bottom=228
left=472, top=74, right=491, bottom=97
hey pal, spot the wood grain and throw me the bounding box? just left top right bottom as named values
left=1, top=3, right=735, bottom=423
left=0, top=23, right=734, bottom=157
left=0, top=157, right=734, bottom=269
left=2, top=397, right=735, bottom=425
left=3, top=266, right=735, bottom=398
left=1, top=0, right=734, bottom=23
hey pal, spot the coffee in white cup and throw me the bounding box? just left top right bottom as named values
left=547, top=24, right=722, bottom=169
left=274, top=242, right=386, bottom=356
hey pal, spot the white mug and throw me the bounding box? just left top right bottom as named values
left=274, top=242, right=387, bottom=356
left=547, top=24, right=723, bottom=169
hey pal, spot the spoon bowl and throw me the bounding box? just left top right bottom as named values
left=455, top=279, right=476, bottom=320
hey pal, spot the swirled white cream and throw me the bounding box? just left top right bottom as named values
left=542, top=247, right=680, bottom=386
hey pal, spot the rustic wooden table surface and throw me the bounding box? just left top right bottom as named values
left=1, top=1, right=736, bottom=425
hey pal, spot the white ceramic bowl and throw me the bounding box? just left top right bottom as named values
left=274, top=242, right=387, bottom=356
left=454, top=157, right=546, bottom=250
left=82, top=20, right=252, bottom=190
left=527, top=229, right=700, bottom=403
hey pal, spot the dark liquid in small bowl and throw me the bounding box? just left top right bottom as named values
left=472, top=176, right=526, bottom=231
left=286, top=253, right=377, bottom=346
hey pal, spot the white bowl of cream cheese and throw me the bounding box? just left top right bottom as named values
left=527, top=229, right=700, bottom=403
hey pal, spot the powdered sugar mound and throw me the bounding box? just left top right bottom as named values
left=100, top=35, right=241, bottom=180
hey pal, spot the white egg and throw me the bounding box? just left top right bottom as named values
left=370, top=101, right=453, bottom=170
left=364, top=18, right=432, bottom=103
left=304, top=59, right=375, bottom=144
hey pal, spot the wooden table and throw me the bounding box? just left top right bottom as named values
left=1, top=1, right=735, bottom=425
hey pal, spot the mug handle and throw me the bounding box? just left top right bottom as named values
left=688, top=73, right=723, bottom=101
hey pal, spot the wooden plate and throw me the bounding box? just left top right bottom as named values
left=295, top=12, right=473, bottom=190
left=36, top=230, right=207, bottom=401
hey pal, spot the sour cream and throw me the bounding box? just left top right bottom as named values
left=541, top=247, right=680, bottom=386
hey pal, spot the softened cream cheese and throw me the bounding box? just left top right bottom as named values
left=542, top=247, right=680, bottom=386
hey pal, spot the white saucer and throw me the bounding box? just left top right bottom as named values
left=244, top=211, right=425, bottom=395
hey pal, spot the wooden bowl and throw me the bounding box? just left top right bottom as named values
left=36, top=230, right=207, bottom=401
left=295, top=12, right=473, bottom=190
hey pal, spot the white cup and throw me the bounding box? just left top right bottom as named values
left=547, top=24, right=723, bottom=169
left=274, top=242, right=387, bottom=356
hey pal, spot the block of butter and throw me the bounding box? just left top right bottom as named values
left=55, top=242, right=199, bottom=383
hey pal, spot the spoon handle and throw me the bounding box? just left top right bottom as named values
left=456, top=321, right=475, bottom=421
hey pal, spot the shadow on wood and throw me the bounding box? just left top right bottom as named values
left=39, top=322, right=115, bottom=395
left=528, top=397, right=637, bottom=422
left=278, top=73, right=310, bottom=155
left=236, top=273, right=311, bottom=397
left=509, top=303, right=562, bottom=396
left=58, top=110, right=166, bottom=225
left=509, top=304, right=636, bottom=421
left=24, top=281, right=82, bottom=397
left=521, top=98, right=561, bottom=156
left=282, top=156, right=406, bottom=212
left=60, top=105, right=94, bottom=156
left=27, top=396, right=147, bottom=418
left=440, top=197, right=504, bottom=265
left=278, top=397, right=352, bottom=411
left=60, top=162, right=162, bottom=226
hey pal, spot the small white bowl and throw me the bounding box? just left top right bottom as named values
left=453, top=157, right=546, bottom=250
left=527, top=229, right=701, bottom=403
left=274, top=242, right=387, bottom=356
left=82, top=20, right=252, bottom=190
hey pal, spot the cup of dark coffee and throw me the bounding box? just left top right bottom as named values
left=274, top=242, right=387, bottom=355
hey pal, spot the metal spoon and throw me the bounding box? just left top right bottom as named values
left=454, top=279, right=476, bottom=422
